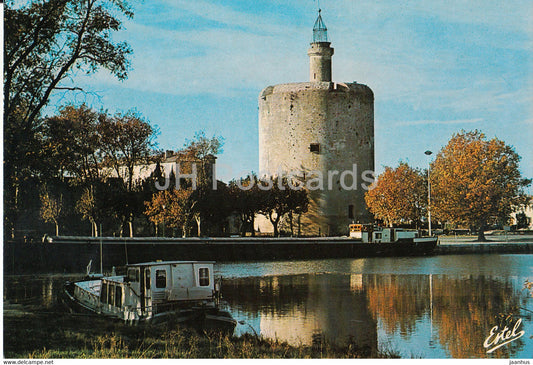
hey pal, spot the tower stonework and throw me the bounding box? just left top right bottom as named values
left=308, top=43, right=334, bottom=82
left=258, top=10, right=374, bottom=236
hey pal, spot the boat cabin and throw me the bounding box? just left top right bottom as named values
left=122, top=261, right=216, bottom=309
left=364, top=228, right=419, bottom=243
left=71, top=260, right=218, bottom=323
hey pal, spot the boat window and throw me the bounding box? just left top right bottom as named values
left=156, top=270, right=167, bottom=288
left=375, top=233, right=382, bottom=239
left=100, top=282, right=107, bottom=304
left=145, top=269, right=151, bottom=290
left=108, top=284, right=114, bottom=305
left=199, top=268, right=210, bottom=287
left=115, top=286, right=122, bottom=307
left=127, top=268, right=139, bottom=282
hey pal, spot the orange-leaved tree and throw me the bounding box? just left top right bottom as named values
left=364, top=162, right=426, bottom=227
left=144, top=189, right=194, bottom=237
left=431, top=130, right=531, bottom=241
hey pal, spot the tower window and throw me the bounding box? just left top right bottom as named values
left=310, top=143, right=320, bottom=153
left=348, top=205, right=354, bottom=219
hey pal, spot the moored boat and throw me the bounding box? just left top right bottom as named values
left=62, top=260, right=237, bottom=332
left=349, top=224, right=438, bottom=255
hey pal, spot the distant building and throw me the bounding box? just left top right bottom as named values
left=103, top=150, right=217, bottom=189
left=257, top=10, right=374, bottom=236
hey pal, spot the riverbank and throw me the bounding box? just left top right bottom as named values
left=435, top=234, right=533, bottom=254
left=4, top=234, right=532, bottom=274
left=3, top=304, right=399, bottom=359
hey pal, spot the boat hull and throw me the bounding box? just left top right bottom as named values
left=61, top=282, right=237, bottom=332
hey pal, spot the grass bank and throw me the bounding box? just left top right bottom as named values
left=3, top=308, right=399, bottom=359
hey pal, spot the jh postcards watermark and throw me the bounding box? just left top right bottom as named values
left=154, top=162, right=376, bottom=192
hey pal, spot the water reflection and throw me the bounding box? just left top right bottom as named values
left=223, top=274, right=377, bottom=353
left=223, top=272, right=532, bottom=358
left=3, top=255, right=533, bottom=359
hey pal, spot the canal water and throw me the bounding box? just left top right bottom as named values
left=4, top=254, right=533, bottom=359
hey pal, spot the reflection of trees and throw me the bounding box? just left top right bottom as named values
left=433, top=275, right=524, bottom=358
left=364, top=274, right=525, bottom=358
left=365, top=275, right=429, bottom=336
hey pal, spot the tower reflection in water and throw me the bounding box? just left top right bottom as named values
left=222, top=272, right=528, bottom=358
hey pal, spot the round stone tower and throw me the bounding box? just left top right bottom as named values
left=258, top=10, right=375, bottom=236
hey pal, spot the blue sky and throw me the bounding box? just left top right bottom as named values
left=50, top=0, right=532, bottom=184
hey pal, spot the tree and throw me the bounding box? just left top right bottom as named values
left=364, top=163, right=427, bottom=227
left=39, top=187, right=64, bottom=236
left=515, top=212, right=530, bottom=230
left=258, top=176, right=309, bottom=237
left=98, top=110, right=157, bottom=236
left=42, top=104, right=102, bottom=181
left=182, top=130, right=224, bottom=160
left=173, top=131, right=224, bottom=236
left=98, top=110, right=157, bottom=192
left=4, top=0, right=133, bottom=235
left=431, top=130, right=531, bottom=241
left=228, top=175, right=263, bottom=236
left=76, top=185, right=102, bottom=236
left=144, top=189, right=194, bottom=237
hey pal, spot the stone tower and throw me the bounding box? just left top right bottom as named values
left=258, top=10, right=375, bottom=236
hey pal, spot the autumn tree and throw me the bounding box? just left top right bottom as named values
left=39, top=186, right=64, bottom=236
left=76, top=186, right=102, bottom=236
left=173, top=131, right=224, bottom=236
left=144, top=189, right=194, bottom=237
left=4, top=0, right=133, bottom=235
left=364, top=162, right=427, bottom=227
left=431, top=130, right=531, bottom=241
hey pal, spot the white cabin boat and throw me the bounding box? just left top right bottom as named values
left=62, top=260, right=236, bottom=331
left=348, top=224, right=438, bottom=255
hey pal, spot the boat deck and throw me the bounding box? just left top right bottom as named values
left=76, top=276, right=123, bottom=296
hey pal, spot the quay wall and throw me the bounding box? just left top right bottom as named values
left=4, top=237, right=532, bottom=274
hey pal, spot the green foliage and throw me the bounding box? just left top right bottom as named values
left=4, top=0, right=133, bottom=234
left=257, top=176, right=309, bottom=237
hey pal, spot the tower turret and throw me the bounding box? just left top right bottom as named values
left=308, top=9, right=334, bottom=82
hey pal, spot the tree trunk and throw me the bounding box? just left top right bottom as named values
left=251, top=215, right=256, bottom=237
left=288, top=212, right=294, bottom=237
left=477, top=225, right=487, bottom=242
left=93, top=222, right=98, bottom=237
left=54, top=221, right=59, bottom=236
left=195, top=215, right=201, bottom=237
left=128, top=220, right=133, bottom=238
